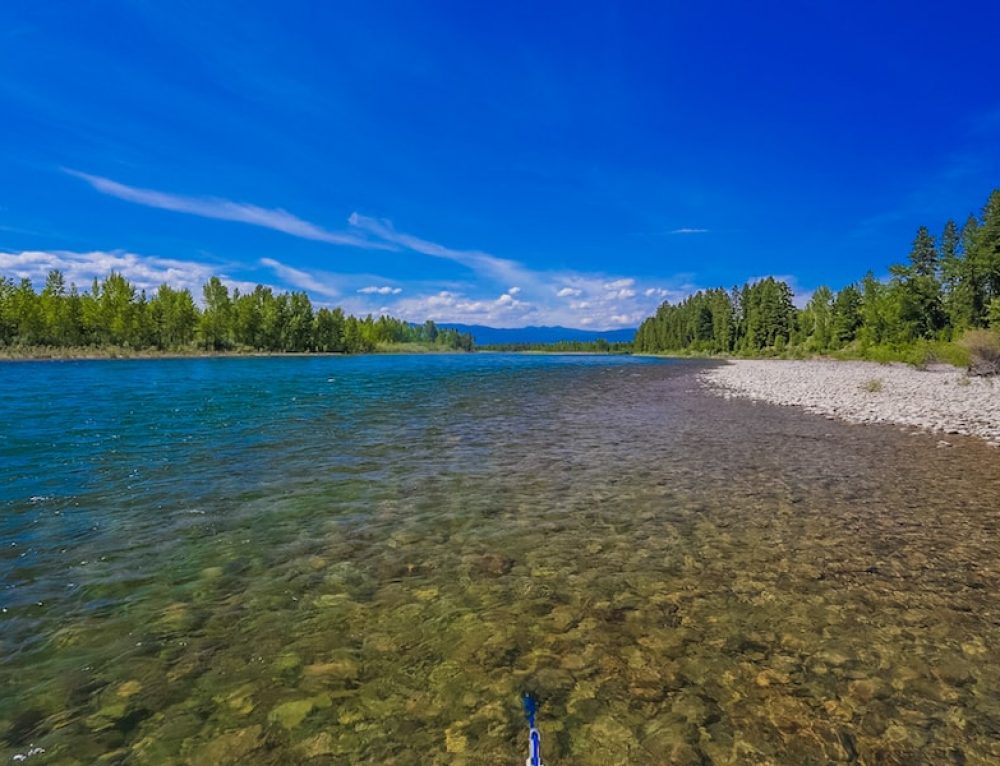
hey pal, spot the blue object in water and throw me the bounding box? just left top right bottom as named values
left=522, top=693, right=543, bottom=766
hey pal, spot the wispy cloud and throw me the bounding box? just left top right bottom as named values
left=65, top=170, right=392, bottom=250
left=671, top=227, right=709, bottom=235
left=259, top=257, right=340, bottom=298
left=347, top=213, right=528, bottom=284
left=58, top=171, right=711, bottom=328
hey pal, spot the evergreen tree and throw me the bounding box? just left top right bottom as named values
left=887, top=228, right=946, bottom=339
left=830, top=284, right=862, bottom=346
left=941, top=218, right=973, bottom=329
left=980, top=190, right=1000, bottom=307
left=959, top=214, right=986, bottom=326
left=908, top=226, right=939, bottom=278
left=801, top=286, right=833, bottom=351
left=858, top=272, right=889, bottom=347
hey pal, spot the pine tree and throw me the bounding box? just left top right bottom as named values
left=980, top=189, right=1000, bottom=305
left=893, top=228, right=946, bottom=339
left=831, top=284, right=863, bottom=346
left=909, top=226, right=939, bottom=277
left=802, top=286, right=833, bottom=351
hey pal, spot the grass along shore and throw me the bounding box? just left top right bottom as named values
left=640, top=338, right=973, bottom=368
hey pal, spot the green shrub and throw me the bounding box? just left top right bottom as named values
left=861, top=378, right=884, bottom=393
left=960, top=329, right=1000, bottom=376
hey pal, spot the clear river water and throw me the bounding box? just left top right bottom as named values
left=2, top=354, right=999, bottom=765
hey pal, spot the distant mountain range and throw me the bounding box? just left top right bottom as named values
left=436, top=323, right=637, bottom=345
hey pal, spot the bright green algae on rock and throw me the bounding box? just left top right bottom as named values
left=2, top=354, right=1000, bottom=764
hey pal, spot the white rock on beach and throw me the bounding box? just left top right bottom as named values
left=700, top=359, right=1000, bottom=444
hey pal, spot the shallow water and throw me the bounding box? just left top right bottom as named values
left=2, top=354, right=1000, bottom=765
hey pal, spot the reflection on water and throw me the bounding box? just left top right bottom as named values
left=2, top=354, right=999, bottom=764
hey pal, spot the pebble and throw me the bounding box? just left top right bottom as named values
left=702, top=361, right=1000, bottom=444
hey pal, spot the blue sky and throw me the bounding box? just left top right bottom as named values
left=2, top=2, right=999, bottom=329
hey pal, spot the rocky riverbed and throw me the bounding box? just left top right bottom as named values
left=702, top=359, right=1000, bottom=445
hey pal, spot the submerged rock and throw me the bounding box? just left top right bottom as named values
left=571, top=715, right=638, bottom=764
left=268, top=695, right=331, bottom=730
left=304, top=658, right=359, bottom=681
left=85, top=702, right=128, bottom=731
left=755, top=669, right=790, bottom=687
left=444, top=724, right=468, bottom=753
left=297, top=731, right=335, bottom=759
left=213, top=684, right=256, bottom=716
left=190, top=725, right=263, bottom=766
left=115, top=680, right=143, bottom=699
left=472, top=553, right=514, bottom=578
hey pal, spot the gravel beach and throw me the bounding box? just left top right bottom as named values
left=702, top=359, right=1000, bottom=445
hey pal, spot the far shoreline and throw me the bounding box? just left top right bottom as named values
left=0, top=347, right=471, bottom=363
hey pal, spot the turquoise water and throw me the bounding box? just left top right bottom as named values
left=2, top=354, right=1000, bottom=764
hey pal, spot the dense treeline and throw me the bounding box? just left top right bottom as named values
left=0, top=272, right=473, bottom=354
left=635, top=189, right=1000, bottom=358
left=479, top=340, right=631, bottom=353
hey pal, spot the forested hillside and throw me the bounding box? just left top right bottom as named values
left=635, top=189, right=1000, bottom=360
left=0, top=273, right=473, bottom=354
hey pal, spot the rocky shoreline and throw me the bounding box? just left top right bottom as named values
left=701, top=359, right=1000, bottom=446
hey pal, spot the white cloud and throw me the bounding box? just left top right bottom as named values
left=374, top=270, right=694, bottom=329
left=337, top=222, right=698, bottom=328
left=671, top=228, right=709, bottom=235
left=494, top=291, right=529, bottom=311
left=358, top=285, right=402, bottom=295
left=603, top=278, right=635, bottom=290
left=608, top=288, right=636, bottom=299
left=66, top=170, right=392, bottom=250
